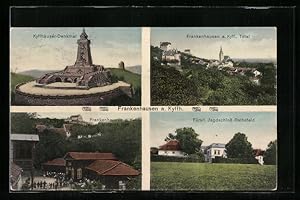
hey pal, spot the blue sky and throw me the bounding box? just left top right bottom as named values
left=150, top=112, right=277, bottom=150
left=10, top=27, right=141, bottom=72
left=151, top=27, right=276, bottom=60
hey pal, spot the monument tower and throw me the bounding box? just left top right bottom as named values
left=75, top=28, right=93, bottom=67
left=36, top=28, right=112, bottom=87
left=219, top=46, right=224, bottom=62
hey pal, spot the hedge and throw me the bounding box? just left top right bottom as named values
left=212, top=157, right=258, bottom=164
left=151, top=155, right=204, bottom=163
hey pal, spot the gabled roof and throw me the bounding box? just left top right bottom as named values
left=159, top=140, right=182, bottom=151
left=253, top=149, right=265, bottom=156
left=10, top=134, right=39, bottom=141
left=42, top=158, right=66, bottom=166
left=86, top=160, right=140, bottom=176
left=64, top=152, right=117, bottom=160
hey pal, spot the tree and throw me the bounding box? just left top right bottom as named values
left=165, top=127, right=203, bottom=155
left=33, top=130, right=69, bottom=168
left=263, top=140, right=277, bottom=165
left=225, top=132, right=254, bottom=159
left=11, top=113, right=36, bottom=134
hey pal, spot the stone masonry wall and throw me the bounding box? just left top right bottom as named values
left=14, top=85, right=133, bottom=106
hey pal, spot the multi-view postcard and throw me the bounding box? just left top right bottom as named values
left=9, top=27, right=278, bottom=192
left=151, top=27, right=277, bottom=105
left=10, top=112, right=141, bottom=191
left=10, top=28, right=141, bottom=106
left=150, top=112, right=277, bottom=190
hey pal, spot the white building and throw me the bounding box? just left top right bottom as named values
left=160, top=42, right=172, bottom=51
left=205, top=143, right=227, bottom=162
left=158, top=140, right=186, bottom=157
left=162, top=49, right=181, bottom=65
left=252, top=69, right=262, bottom=77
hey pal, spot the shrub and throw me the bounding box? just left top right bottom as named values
left=212, top=157, right=258, bottom=164
left=151, top=155, right=204, bottom=163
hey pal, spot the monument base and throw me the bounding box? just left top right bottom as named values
left=14, top=81, right=133, bottom=106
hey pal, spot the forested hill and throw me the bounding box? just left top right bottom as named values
left=11, top=113, right=141, bottom=170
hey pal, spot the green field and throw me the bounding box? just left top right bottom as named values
left=108, top=68, right=141, bottom=105
left=151, top=162, right=276, bottom=191
left=11, top=72, right=34, bottom=92
left=109, top=68, right=141, bottom=90
left=11, top=73, right=35, bottom=104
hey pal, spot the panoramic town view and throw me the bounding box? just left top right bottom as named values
left=151, top=27, right=277, bottom=105
left=10, top=112, right=141, bottom=191
left=150, top=112, right=277, bottom=190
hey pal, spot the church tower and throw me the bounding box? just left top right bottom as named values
left=75, top=28, right=93, bottom=67
left=219, top=46, right=224, bottom=62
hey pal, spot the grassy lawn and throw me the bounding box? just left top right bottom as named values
left=11, top=72, right=34, bottom=91
left=109, top=68, right=141, bottom=90
left=11, top=73, right=35, bottom=104
left=108, top=68, right=141, bottom=105
left=151, top=162, right=276, bottom=191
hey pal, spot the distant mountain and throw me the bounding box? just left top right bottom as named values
left=232, top=58, right=276, bottom=64
left=19, top=69, right=57, bottom=78
left=126, top=65, right=141, bottom=75
left=18, top=65, right=141, bottom=78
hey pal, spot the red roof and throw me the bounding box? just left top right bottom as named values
left=253, top=149, right=265, bottom=156
left=42, top=158, right=66, bottom=166
left=64, top=152, right=117, bottom=160
left=159, top=140, right=182, bottom=151
left=86, top=160, right=140, bottom=176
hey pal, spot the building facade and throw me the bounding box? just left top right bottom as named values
left=158, top=140, right=186, bottom=157
left=205, top=143, right=227, bottom=162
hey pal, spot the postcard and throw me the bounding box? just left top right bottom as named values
left=10, top=28, right=141, bottom=106
left=150, top=112, right=277, bottom=190
left=150, top=27, right=277, bottom=106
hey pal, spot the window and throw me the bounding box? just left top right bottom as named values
left=77, top=168, right=82, bottom=179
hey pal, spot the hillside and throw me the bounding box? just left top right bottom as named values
left=11, top=73, right=35, bottom=104
left=151, top=46, right=276, bottom=105
left=18, top=69, right=57, bottom=78
left=108, top=68, right=141, bottom=105
left=109, top=68, right=141, bottom=90
left=126, top=65, right=141, bottom=75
